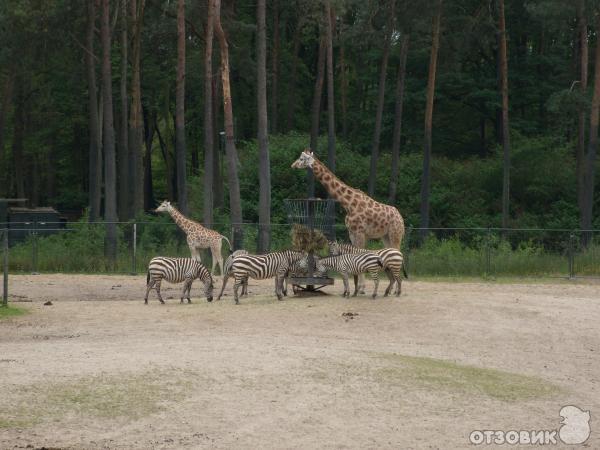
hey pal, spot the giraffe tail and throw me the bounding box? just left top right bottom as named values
left=222, top=235, right=232, bottom=253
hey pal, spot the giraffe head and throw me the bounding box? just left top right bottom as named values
left=155, top=200, right=172, bottom=213
left=291, top=149, right=315, bottom=169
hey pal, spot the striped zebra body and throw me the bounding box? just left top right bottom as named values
left=316, top=253, right=382, bottom=298
left=219, top=250, right=250, bottom=299
left=217, top=250, right=306, bottom=304
left=145, top=257, right=214, bottom=304
left=329, top=241, right=406, bottom=296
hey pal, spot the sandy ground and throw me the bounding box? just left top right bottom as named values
left=1, top=274, right=599, bottom=449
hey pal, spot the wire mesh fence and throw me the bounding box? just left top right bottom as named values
left=1, top=222, right=599, bottom=281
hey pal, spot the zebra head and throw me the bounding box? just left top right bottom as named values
left=204, top=277, right=214, bottom=302
left=328, top=240, right=341, bottom=256
left=312, top=256, right=327, bottom=277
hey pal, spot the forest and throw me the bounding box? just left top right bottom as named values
left=0, top=0, right=599, bottom=259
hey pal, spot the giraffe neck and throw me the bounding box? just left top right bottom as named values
left=168, top=206, right=196, bottom=232
left=311, top=158, right=356, bottom=211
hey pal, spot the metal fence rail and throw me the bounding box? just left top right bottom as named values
left=1, top=221, right=599, bottom=284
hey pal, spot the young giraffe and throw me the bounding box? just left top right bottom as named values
left=155, top=200, right=231, bottom=275
left=291, top=149, right=405, bottom=291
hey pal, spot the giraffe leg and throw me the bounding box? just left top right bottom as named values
left=190, top=246, right=202, bottom=262
left=382, top=235, right=392, bottom=248
left=210, top=244, right=224, bottom=276
left=349, top=233, right=367, bottom=294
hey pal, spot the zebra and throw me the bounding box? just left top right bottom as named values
left=314, top=253, right=383, bottom=298
left=219, top=249, right=250, bottom=299
left=145, top=257, right=214, bottom=304
left=282, top=255, right=311, bottom=296
left=216, top=250, right=306, bottom=304
left=328, top=241, right=407, bottom=296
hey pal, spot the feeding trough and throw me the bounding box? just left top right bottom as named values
left=284, top=198, right=336, bottom=291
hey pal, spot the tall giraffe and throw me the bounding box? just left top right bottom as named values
left=292, top=150, right=405, bottom=290
left=155, top=200, right=231, bottom=275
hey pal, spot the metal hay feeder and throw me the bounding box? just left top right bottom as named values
left=284, top=198, right=336, bottom=291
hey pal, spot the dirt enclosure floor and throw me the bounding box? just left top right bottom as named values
left=1, top=274, right=599, bottom=449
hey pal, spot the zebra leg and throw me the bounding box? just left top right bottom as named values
left=185, top=278, right=193, bottom=303
left=216, top=274, right=230, bottom=301
left=342, top=273, right=350, bottom=298
left=396, top=274, right=402, bottom=296
left=275, top=274, right=284, bottom=300
left=155, top=280, right=165, bottom=304
left=180, top=280, right=189, bottom=303
left=144, top=280, right=155, bottom=304
left=352, top=274, right=359, bottom=297
left=384, top=269, right=394, bottom=297
left=349, top=233, right=367, bottom=294
left=242, top=277, right=249, bottom=296
left=371, top=270, right=379, bottom=298
left=233, top=276, right=242, bottom=304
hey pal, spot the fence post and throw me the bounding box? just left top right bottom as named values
left=404, top=226, right=413, bottom=275
left=131, top=222, right=137, bottom=275
left=485, top=228, right=492, bottom=276
left=3, top=229, right=8, bottom=307
left=32, top=222, right=39, bottom=275
left=568, top=232, right=575, bottom=279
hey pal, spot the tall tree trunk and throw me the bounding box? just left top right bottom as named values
left=129, top=0, right=145, bottom=216
left=419, top=0, right=442, bottom=238
left=143, top=107, right=155, bottom=210
left=0, top=69, right=14, bottom=198
left=214, top=0, right=243, bottom=248
left=257, top=0, right=271, bottom=252
left=498, top=0, right=510, bottom=229
left=368, top=0, right=395, bottom=196
left=388, top=33, right=409, bottom=204
left=101, top=0, right=118, bottom=264
left=203, top=0, right=216, bottom=227
left=285, top=13, right=304, bottom=131
left=212, top=72, right=224, bottom=208
left=577, top=0, right=588, bottom=217
left=325, top=1, right=335, bottom=172
left=175, top=0, right=188, bottom=214
left=155, top=122, right=174, bottom=201
left=86, top=0, right=102, bottom=221
left=12, top=76, right=25, bottom=200
left=270, top=0, right=280, bottom=134
left=118, top=0, right=129, bottom=221
left=309, top=36, right=326, bottom=197
left=339, top=43, right=348, bottom=141
left=582, top=12, right=600, bottom=244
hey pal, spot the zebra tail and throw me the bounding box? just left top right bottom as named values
left=402, top=265, right=408, bottom=278
left=377, top=257, right=384, bottom=267
left=146, top=270, right=150, bottom=285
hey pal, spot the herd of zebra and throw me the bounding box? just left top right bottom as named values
left=145, top=242, right=407, bottom=305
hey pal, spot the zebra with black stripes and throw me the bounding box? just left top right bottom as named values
left=313, top=253, right=383, bottom=298
left=220, top=249, right=250, bottom=298
left=145, top=257, right=214, bottom=304
left=328, top=241, right=407, bottom=296
left=217, top=250, right=306, bottom=304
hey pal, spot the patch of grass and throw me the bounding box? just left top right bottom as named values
left=0, top=305, right=27, bottom=319
left=0, top=369, right=195, bottom=428
left=375, top=353, right=560, bottom=402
